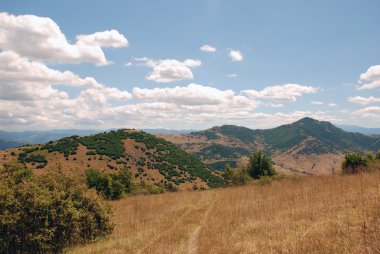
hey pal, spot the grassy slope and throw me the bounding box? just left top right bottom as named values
left=68, top=169, right=380, bottom=254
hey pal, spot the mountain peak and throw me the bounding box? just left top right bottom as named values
left=294, top=117, right=321, bottom=125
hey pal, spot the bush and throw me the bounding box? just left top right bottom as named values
left=85, top=168, right=134, bottom=199
left=248, top=151, right=276, bottom=179
left=222, top=164, right=249, bottom=185
left=342, top=152, right=368, bottom=174
left=0, top=162, right=113, bottom=253
left=366, top=152, right=375, bottom=162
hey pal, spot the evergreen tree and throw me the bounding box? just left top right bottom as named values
left=248, top=151, right=275, bottom=179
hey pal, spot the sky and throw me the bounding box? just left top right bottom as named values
left=0, top=0, right=379, bottom=131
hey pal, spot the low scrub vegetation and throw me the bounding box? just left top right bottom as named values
left=0, top=162, right=113, bottom=253
left=221, top=164, right=249, bottom=185
left=85, top=168, right=134, bottom=200
left=342, top=150, right=380, bottom=174
left=85, top=168, right=178, bottom=199
left=222, top=150, right=276, bottom=186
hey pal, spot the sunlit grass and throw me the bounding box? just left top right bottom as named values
left=68, top=171, right=380, bottom=253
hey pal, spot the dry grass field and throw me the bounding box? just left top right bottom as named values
left=68, top=172, right=380, bottom=254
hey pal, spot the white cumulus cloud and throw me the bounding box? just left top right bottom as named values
left=229, top=49, right=243, bottom=61
left=200, top=44, right=216, bottom=52
left=357, top=65, right=380, bottom=90
left=242, top=84, right=317, bottom=102
left=76, top=29, right=128, bottom=48
left=352, top=106, right=380, bottom=120
left=132, top=83, right=255, bottom=107
left=135, top=57, right=201, bottom=83
left=0, top=12, right=128, bottom=65
left=348, top=96, right=380, bottom=105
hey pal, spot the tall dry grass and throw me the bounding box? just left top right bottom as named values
left=68, top=172, right=380, bottom=254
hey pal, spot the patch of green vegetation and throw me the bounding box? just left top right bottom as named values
left=248, top=151, right=276, bottom=179
left=218, top=125, right=259, bottom=143
left=123, top=131, right=225, bottom=188
left=43, top=136, right=79, bottom=157
left=85, top=167, right=134, bottom=199
left=79, top=131, right=129, bottom=160
left=18, top=152, right=48, bottom=168
left=199, top=130, right=218, bottom=140
left=342, top=152, right=369, bottom=174
left=0, top=162, right=113, bottom=253
left=194, top=144, right=250, bottom=160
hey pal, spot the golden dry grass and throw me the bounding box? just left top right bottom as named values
left=68, top=172, right=380, bottom=254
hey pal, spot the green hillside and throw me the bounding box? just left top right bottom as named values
left=177, top=118, right=380, bottom=170
left=263, top=117, right=380, bottom=153
left=195, top=118, right=380, bottom=155
left=6, top=130, right=225, bottom=189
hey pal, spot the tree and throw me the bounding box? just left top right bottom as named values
left=248, top=151, right=276, bottom=179
left=342, top=152, right=368, bottom=174
left=0, top=162, right=113, bottom=253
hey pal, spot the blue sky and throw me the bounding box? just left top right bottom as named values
left=0, top=0, right=379, bottom=130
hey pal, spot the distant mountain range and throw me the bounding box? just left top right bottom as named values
left=336, top=124, right=380, bottom=135
left=0, top=129, right=102, bottom=148
left=0, top=138, right=23, bottom=150
left=158, top=118, right=380, bottom=175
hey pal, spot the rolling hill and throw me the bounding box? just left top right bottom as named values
left=158, top=118, right=380, bottom=175
left=0, top=129, right=225, bottom=190
left=0, top=129, right=196, bottom=149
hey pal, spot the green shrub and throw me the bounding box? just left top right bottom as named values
left=342, top=152, right=368, bottom=174
left=248, top=151, right=276, bottom=179
left=366, top=152, right=375, bottom=162
left=137, top=181, right=166, bottom=194
left=85, top=168, right=134, bottom=199
left=222, top=164, right=249, bottom=185
left=0, top=162, right=113, bottom=253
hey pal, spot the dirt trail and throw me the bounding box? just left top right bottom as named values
left=135, top=207, right=193, bottom=254
left=136, top=193, right=217, bottom=254
left=187, top=194, right=217, bottom=254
